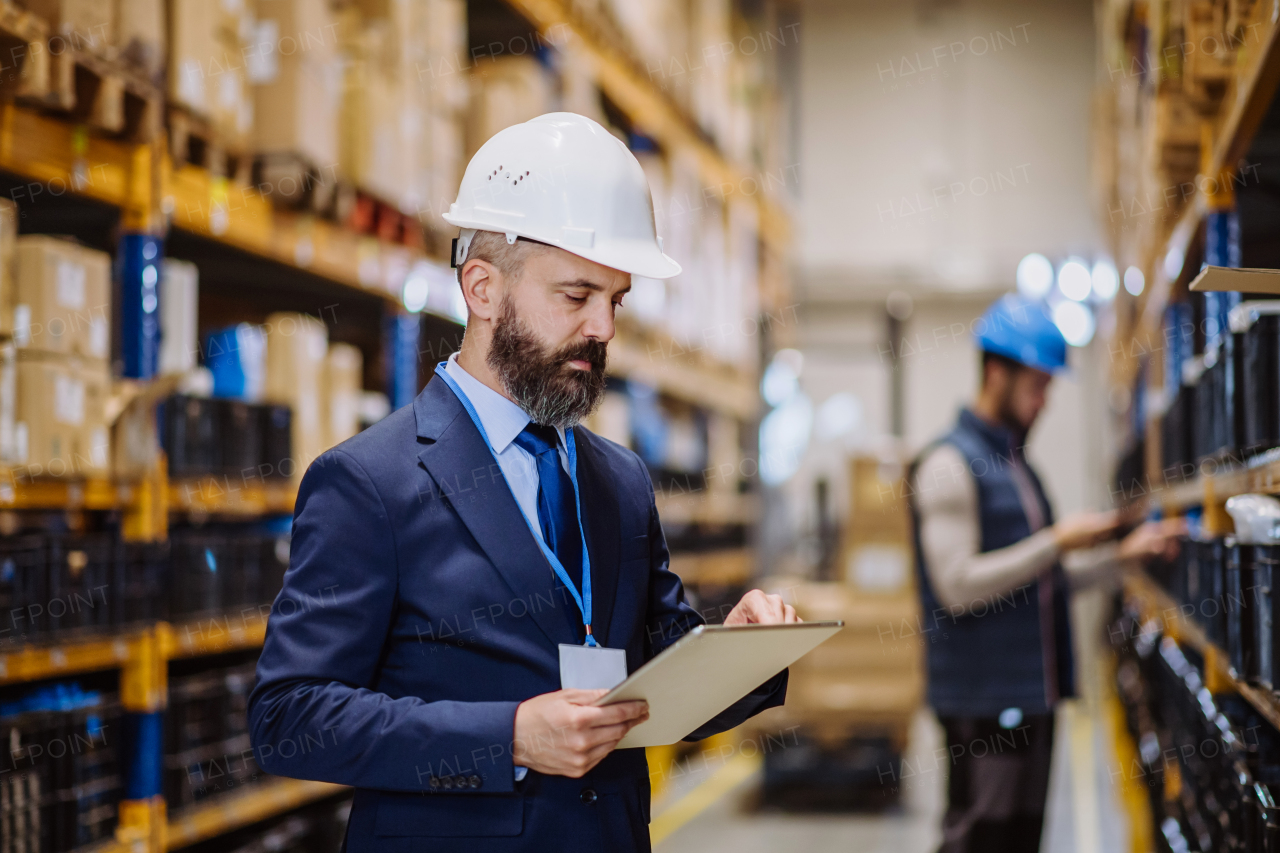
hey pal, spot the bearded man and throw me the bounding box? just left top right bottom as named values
left=248, top=113, right=793, bottom=853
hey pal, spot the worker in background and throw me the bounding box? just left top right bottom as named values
left=247, top=113, right=796, bottom=853
left=909, top=294, right=1184, bottom=853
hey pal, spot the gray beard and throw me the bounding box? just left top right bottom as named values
left=486, top=298, right=608, bottom=429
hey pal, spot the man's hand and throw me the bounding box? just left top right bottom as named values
left=1052, top=510, right=1123, bottom=552
left=512, top=689, right=648, bottom=778
left=724, top=589, right=800, bottom=626
left=1118, top=518, right=1187, bottom=564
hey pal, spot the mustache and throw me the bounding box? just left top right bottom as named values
left=553, top=339, right=608, bottom=373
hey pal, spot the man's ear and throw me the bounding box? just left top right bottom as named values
left=460, top=259, right=500, bottom=322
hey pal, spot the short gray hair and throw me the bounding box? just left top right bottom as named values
left=465, top=230, right=548, bottom=282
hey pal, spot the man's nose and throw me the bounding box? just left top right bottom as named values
left=580, top=301, right=616, bottom=343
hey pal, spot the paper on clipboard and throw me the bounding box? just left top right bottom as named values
left=594, top=621, right=844, bottom=749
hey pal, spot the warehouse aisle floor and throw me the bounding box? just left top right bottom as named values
left=653, top=704, right=1130, bottom=853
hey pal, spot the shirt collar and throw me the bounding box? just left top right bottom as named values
left=445, top=352, right=565, bottom=453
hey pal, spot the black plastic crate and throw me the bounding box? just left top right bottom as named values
left=0, top=535, right=49, bottom=645
left=163, top=394, right=220, bottom=479
left=1243, top=314, right=1280, bottom=457
left=217, top=399, right=264, bottom=480
left=168, top=531, right=228, bottom=620
left=120, top=540, right=170, bottom=626
left=256, top=533, right=290, bottom=606
left=218, top=535, right=258, bottom=616
left=1163, top=385, right=1196, bottom=472
left=0, top=692, right=122, bottom=853
left=165, top=662, right=261, bottom=809
left=46, top=534, right=118, bottom=638
left=259, top=404, right=293, bottom=481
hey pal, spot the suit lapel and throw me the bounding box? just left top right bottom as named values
left=414, top=376, right=578, bottom=648
left=572, top=428, right=621, bottom=648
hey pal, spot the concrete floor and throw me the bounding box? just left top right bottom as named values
left=653, top=703, right=1130, bottom=853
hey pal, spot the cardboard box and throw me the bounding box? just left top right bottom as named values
left=115, top=0, right=164, bottom=77
left=7, top=351, right=109, bottom=478
left=169, top=0, right=252, bottom=143
left=13, top=236, right=110, bottom=360
left=339, top=24, right=412, bottom=204
left=23, top=0, right=114, bottom=52
left=251, top=0, right=341, bottom=168
left=466, top=56, right=555, bottom=159
left=839, top=456, right=914, bottom=594
left=264, top=312, right=327, bottom=478
left=324, top=342, right=361, bottom=447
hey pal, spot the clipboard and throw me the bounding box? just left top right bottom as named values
left=593, top=621, right=844, bottom=748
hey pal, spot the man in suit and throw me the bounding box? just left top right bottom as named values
left=248, top=113, right=795, bottom=852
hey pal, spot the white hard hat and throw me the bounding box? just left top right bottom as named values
left=444, top=112, right=682, bottom=280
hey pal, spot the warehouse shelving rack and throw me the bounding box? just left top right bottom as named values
left=1099, top=0, right=1280, bottom=388
left=1095, top=1, right=1280, bottom=846
left=0, top=0, right=791, bottom=847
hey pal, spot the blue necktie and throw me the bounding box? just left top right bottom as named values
left=512, top=423, right=583, bottom=593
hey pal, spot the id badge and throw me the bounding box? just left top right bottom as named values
left=559, top=643, right=627, bottom=690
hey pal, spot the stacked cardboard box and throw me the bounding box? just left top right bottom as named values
left=754, top=580, right=924, bottom=747
left=115, top=0, right=165, bottom=79
left=337, top=0, right=467, bottom=223
left=12, top=236, right=111, bottom=362
left=466, top=56, right=555, bottom=159
left=22, top=0, right=115, bottom=53
left=337, top=10, right=407, bottom=205
left=169, top=0, right=254, bottom=145
left=250, top=0, right=341, bottom=171
left=839, top=456, right=913, bottom=594
left=3, top=232, right=113, bottom=479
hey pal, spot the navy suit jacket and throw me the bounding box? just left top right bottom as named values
left=247, top=374, right=787, bottom=852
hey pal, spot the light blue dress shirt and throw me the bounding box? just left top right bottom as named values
left=442, top=351, right=570, bottom=781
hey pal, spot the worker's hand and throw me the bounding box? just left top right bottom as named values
left=512, top=689, right=648, bottom=778
left=1118, top=518, right=1187, bottom=564
left=1052, top=510, right=1123, bottom=552
left=724, top=589, right=800, bottom=625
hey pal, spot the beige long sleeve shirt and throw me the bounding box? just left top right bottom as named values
left=913, top=443, right=1119, bottom=615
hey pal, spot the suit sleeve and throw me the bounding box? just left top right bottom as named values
left=637, top=457, right=788, bottom=742
left=248, top=449, right=520, bottom=793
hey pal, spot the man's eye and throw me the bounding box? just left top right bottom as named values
left=565, top=294, right=587, bottom=304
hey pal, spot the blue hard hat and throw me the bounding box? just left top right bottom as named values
left=974, top=294, right=1068, bottom=373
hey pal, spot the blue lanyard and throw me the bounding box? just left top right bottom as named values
left=433, top=362, right=597, bottom=646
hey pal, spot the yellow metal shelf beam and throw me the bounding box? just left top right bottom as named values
left=0, top=631, right=136, bottom=686
left=167, top=478, right=298, bottom=517
left=1123, top=570, right=1280, bottom=731
left=0, top=103, right=150, bottom=220
left=163, top=778, right=348, bottom=850
left=160, top=614, right=269, bottom=660
left=1155, top=456, right=1280, bottom=515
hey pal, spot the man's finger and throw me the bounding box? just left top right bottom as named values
left=581, top=721, right=642, bottom=749
left=562, top=688, right=610, bottom=705
left=588, top=700, right=648, bottom=726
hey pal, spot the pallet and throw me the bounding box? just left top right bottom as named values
left=0, top=4, right=49, bottom=103
left=34, top=47, right=161, bottom=141
left=168, top=104, right=251, bottom=184
left=252, top=150, right=355, bottom=222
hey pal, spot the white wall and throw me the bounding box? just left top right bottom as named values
left=797, top=0, right=1100, bottom=299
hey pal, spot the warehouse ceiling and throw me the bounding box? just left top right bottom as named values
left=795, top=0, right=1100, bottom=303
